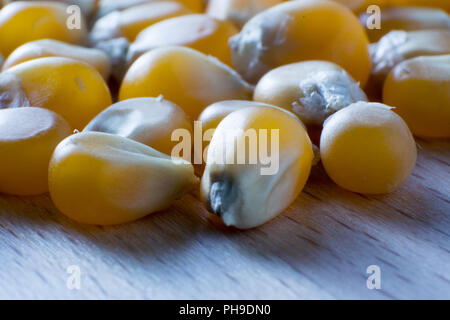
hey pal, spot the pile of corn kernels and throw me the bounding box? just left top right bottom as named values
left=0, top=0, right=448, bottom=229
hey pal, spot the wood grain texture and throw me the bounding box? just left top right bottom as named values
left=0, top=139, right=448, bottom=300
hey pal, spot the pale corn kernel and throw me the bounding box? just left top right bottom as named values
left=84, top=97, right=193, bottom=155
left=201, top=106, right=313, bottom=229
left=368, top=29, right=450, bottom=95
left=254, top=60, right=367, bottom=126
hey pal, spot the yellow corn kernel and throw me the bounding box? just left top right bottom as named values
left=206, top=0, right=283, bottom=28
left=383, top=55, right=450, bottom=138
left=0, top=107, right=71, bottom=196
left=2, top=39, right=111, bottom=80
left=360, top=6, right=450, bottom=43
left=229, top=0, right=371, bottom=85
left=254, top=60, right=367, bottom=126
left=369, top=29, right=450, bottom=95
left=96, top=0, right=204, bottom=18
left=119, top=46, right=253, bottom=120
left=128, top=14, right=238, bottom=66
left=201, top=106, right=313, bottom=229
left=84, top=97, right=193, bottom=155
left=320, top=102, right=417, bottom=194
left=389, top=0, right=450, bottom=12
left=1, top=57, right=112, bottom=130
left=0, top=1, right=87, bottom=57
left=90, top=1, right=192, bottom=43
left=49, top=131, right=197, bottom=225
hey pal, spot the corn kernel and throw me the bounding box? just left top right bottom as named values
left=49, top=131, right=197, bottom=225
left=0, top=107, right=71, bottom=195
left=128, top=14, right=238, bottom=66
left=119, top=46, right=253, bottom=120
left=254, top=60, right=367, bottom=126
left=2, top=39, right=111, bottom=80
left=360, top=6, right=450, bottom=43
left=229, top=0, right=371, bottom=85
left=1, top=57, right=112, bottom=129
left=320, top=102, right=417, bottom=194
left=369, top=29, right=450, bottom=95
left=84, top=97, right=193, bottom=155
left=201, top=106, right=313, bottom=229
left=383, top=54, right=450, bottom=138
left=0, top=1, right=87, bottom=57
left=90, top=1, right=192, bottom=43
left=206, top=0, right=283, bottom=29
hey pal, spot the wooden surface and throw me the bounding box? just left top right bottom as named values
left=0, top=139, right=448, bottom=300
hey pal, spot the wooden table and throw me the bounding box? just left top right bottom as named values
left=0, top=139, right=448, bottom=299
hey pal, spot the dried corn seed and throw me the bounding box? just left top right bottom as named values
left=383, top=54, right=450, bottom=138
left=119, top=46, right=253, bottom=120
left=201, top=106, right=313, bottom=229
left=84, top=97, right=193, bottom=155
left=49, top=131, right=197, bottom=225
left=254, top=60, right=368, bottom=126
left=2, top=39, right=111, bottom=80
left=0, top=107, right=71, bottom=195
left=369, top=29, right=450, bottom=95
left=320, top=102, right=417, bottom=194
left=229, top=0, right=371, bottom=85
left=128, top=14, right=238, bottom=66
left=0, top=1, right=87, bottom=57
left=0, top=57, right=112, bottom=129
